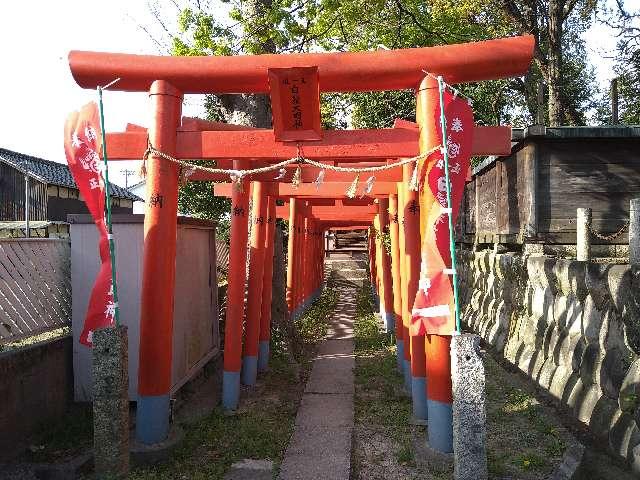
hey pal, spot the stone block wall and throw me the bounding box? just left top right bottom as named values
left=458, top=249, right=640, bottom=471
left=0, top=335, right=73, bottom=460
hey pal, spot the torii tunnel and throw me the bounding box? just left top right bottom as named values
left=68, top=34, right=534, bottom=449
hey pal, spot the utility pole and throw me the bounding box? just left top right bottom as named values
left=121, top=169, right=137, bottom=188
left=611, top=78, right=619, bottom=125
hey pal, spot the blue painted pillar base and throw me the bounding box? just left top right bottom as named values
left=258, top=341, right=270, bottom=372
left=222, top=370, right=241, bottom=410
left=291, top=287, right=322, bottom=321
left=383, top=312, right=395, bottom=333
left=403, top=359, right=412, bottom=394
left=411, top=376, right=428, bottom=421
left=427, top=399, right=453, bottom=453
left=241, top=356, right=258, bottom=386
left=397, top=340, right=404, bottom=372
left=370, top=286, right=379, bottom=309
left=136, top=394, right=170, bottom=445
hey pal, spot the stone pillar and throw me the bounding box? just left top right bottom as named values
left=93, top=326, right=129, bottom=478
left=630, top=198, right=640, bottom=266
left=577, top=207, right=591, bottom=262
left=451, top=334, right=487, bottom=480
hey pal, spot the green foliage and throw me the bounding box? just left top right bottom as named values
left=354, top=281, right=394, bottom=355
left=177, top=177, right=231, bottom=243
left=167, top=0, right=614, bottom=133
left=293, top=277, right=338, bottom=346
left=603, top=2, right=640, bottom=124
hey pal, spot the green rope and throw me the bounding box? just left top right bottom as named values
left=437, top=76, right=461, bottom=334
left=97, top=86, right=120, bottom=327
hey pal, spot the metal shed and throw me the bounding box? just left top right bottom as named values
left=69, top=214, right=219, bottom=401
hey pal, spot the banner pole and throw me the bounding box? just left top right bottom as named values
left=436, top=76, right=461, bottom=334
left=97, top=85, right=120, bottom=326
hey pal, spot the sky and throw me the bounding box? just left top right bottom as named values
left=0, top=0, right=623, bottom=190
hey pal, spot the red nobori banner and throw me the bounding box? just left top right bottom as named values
left=64, top=102, right=116, bottom=346
left=411, top=90, right=474, bottom=336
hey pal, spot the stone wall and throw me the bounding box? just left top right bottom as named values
left=0, top=335, right=73, bottom=460
left=458, top=249, right=640, bottom=471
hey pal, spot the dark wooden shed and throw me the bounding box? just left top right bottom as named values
left=457, top=126, right=640, bottom=245
left=0, top=148, right=140, bottom=227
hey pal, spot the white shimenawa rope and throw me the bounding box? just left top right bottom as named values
left=142, top=142, right=442, bottom=187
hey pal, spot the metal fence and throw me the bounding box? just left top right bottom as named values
left=0, top=238, right=71, bottom=344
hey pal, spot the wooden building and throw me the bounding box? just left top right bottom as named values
left=457, top=126, right=640, bottom=246
left=0, top=148, right=140, bottom=235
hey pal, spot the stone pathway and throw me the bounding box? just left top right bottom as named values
left=279, top=286, right=356, bottom=480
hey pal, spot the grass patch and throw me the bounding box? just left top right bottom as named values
left=25, top=403, right=93, bottom=463
left=16, top=280, right=338, bottom=480
left=484, top=354, right=572, bottom=479
left=128, top=282, right=339, bottom=479
left=129, top=357, right=299, bottom=480
left=354, top=281, right=394, bottom=356
left=0, top=326, right=70, bottom=353
left=293, top=278, right=338, bottom=347
left=351, top=281, right=433, bottom=479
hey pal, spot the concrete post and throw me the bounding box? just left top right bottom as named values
left=631, top=198, right=640, bottom=266
left=451, top=334, right=487, bottom=480
left=93, top=326, right=129, bottom=478
left=576, top=208, right=591, bottom=261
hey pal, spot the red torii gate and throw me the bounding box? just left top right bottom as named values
left=68, top=35, right=534, bottom=448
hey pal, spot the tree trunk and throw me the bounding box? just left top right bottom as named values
left=547, top=0, right=564, bottom=126
left=216, top=0, right=275, bottom=128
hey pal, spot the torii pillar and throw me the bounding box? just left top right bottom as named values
left=389, top=194, right=404, bottom=371
left=136, top=81, right=182, bottom=444
left=416, top=75, right=454, bottom=452
left=402, top=164, right=427, bottom=422
left=222, top=161, right=251, bottom=410
left=397, top=182, right=411, bottom=392
left=258, top=196, right=276, bottom=372
left=287, top=199, right=302, bottom=318
left=242, top=182, right=268, bottom=386
left=374, top=199, right=394, bottom=332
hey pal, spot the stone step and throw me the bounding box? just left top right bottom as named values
left=326, top=260, right=368, bottom=270
left=334, top=269, right=367, bottom=280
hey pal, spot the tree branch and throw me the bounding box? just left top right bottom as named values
left=562, top=0, right=581, bottom=21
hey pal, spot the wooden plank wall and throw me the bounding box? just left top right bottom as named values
left=537, top=139, right=638, bottom=240
left=0, top=239, right=71, bottom=344
left=459, top=137, right=639, bottom=245
left=475, top=166, right=497, bottom=235
left=0, top=163, right=47, bottom=222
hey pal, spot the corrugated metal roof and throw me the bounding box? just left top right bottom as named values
left=0, top=148, right=141, bottom=201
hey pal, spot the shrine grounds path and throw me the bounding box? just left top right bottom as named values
left=279, top=284, right=357, bottom=479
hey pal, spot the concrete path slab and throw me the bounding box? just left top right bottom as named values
left=223, top=459, right=274, bottom=480
left=295, top=394, right=354, bottom=427
left=279, top=286, right=357, bottom=480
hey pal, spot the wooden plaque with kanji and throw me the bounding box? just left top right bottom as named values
left=268, top=67, right=322, bottom=142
